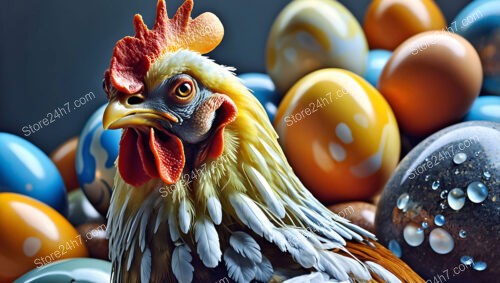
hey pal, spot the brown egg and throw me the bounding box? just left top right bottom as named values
left=76, top=223, right=109, bottom=261
left=50, top=137, right=79, bottom=192
left=329, top=202, right=377, bottom=233
left=378, top=31, right=483, bottom=136
left=372, top=194, right=382, bottom=206
left=364, top=0, right=447, bottom=50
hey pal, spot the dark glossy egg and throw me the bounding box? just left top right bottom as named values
left=376, top=121, right=499, bottom=282
left=77, top=223, right=109, bottom=261
left=68, top=189, right=104, bottom=227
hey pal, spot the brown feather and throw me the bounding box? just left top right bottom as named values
left=345, top=242, right=425, bottom=283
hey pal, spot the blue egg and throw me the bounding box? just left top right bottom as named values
left=365, top=49, right=392, bottom=87
left=76, top=104, right=121, bottom=216
left=464, top=95, right=500, bottom=122
left=454, top=0, right=500, bottom=95
left=14, top=258, right=111, bottom=283
left=239, top=73, right=281, bottom=122
left=0, top=133, right=68, bottom=216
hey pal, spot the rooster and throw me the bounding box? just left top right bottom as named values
left=102, top=1, right=423, bottom=282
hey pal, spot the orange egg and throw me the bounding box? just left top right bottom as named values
left=0, top=193, right=88, bottom=282
left=50, top=137, right=79, bottom=192
left=275, top=69, right=400, bottom=203
left=378, top=31, right=483, bottom=136
left=364, top=0, right=447, bottom=50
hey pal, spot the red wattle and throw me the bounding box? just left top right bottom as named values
left=137, top=132, right=160, bottom=179
left=118, top=128, right=185, bottom=187
left=118, top=129, right=151, bottom=186
left=150, top=128, right=185, bottom=185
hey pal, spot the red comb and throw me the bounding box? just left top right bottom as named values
left=108, top=0, right=224, bottom=94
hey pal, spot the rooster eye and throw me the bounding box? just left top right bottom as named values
left=176, top=82, right=193, bottom=98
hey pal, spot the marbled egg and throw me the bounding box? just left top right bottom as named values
left=365, top=49, right=392, bottom=87
left=266, top=0, right=367, bottom=94
left=465, top=95, right=500, bottom=123
left=76, top=104, right=121, bottom=216
left=376, top=121, right=500, bottom=282
left=378, top=31, right=483, bottom=136
left=239, top=73, right=280, bottom=122
left=275, top=69, right=400, bottom=203
left=0, top=193, right=88, bottom=282
left=77, top=223, right=109, bottom=261
left=14, top=258, right=111, bottom=283
left=364, top=0, right=447, bottom=50
left=0, top=132, right=68, bottom=216
left=68, top=189, right=104, bottom=227
left=454, top=0, right=500, bottom=95
left=329, top=202, right=377, bottom=233
left=51, top=137, right=80, bottom=192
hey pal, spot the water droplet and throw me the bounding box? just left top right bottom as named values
left=434, top=215, right=445, bottom=226
left=388, top=240, right=402, bottom=258
left=440, top=190, right=449, bottom=199
left=483, top=171, right=491, bottom=180
left=440, top=202, right=447, bottom=210
left=461, top=255, right=473, bottom=265
left=448, top=188, right=466, bottom=211
left=454, top=168, right=460, bottom=175
left=403, top=223, right=425, bottom=247
left=453, top=153, right=467, bottom=164
left=459, top=230, right=467, bottom=238
left=429, top=228, right=454, bottom=254
left=475, top=151, right=481, bottom=157
left=397, top=193, right=410, bottom=210
left=467, top=181, right=489, bottom=203
left=425, top=175, right=430, bottom=181
left=432, top=181, right=440, bottom=190
left=473, top=261, right=487, bottom=271
left=421, top=221, right=429, bottom=229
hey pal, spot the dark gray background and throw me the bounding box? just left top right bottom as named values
left=0, top=0, right=471, bottom=152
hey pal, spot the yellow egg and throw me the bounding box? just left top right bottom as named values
left=266, top=0, right=368, bottom=94
left=274, top=69, right=400, bottom=203
left=0, top=193, right=88, bottom=282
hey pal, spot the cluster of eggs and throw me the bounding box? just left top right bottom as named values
left=256, top=0, right=499, bottom=282
left=0, top=0, right=499, bottom=282
left=0, top=105, right=121, bottom=281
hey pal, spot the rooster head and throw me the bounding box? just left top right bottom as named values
left=102, top=0, right=243, bottom=187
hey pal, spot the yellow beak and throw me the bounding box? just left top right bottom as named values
left=102, top=97, right=179, bottom=130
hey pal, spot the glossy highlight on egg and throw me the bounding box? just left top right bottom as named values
left=275, top=69, right=400, bottom=203
left=267, top=0, right=368, bottom=94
